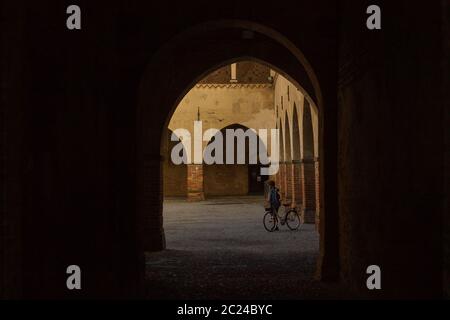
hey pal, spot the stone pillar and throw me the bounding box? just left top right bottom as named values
left=292, top=160, right=303, bottom=209
left=315, top=158, right=320, bottom=232
left=187, top=164, right=205, bottom=201
left=301, top=158, right=316, bottom=223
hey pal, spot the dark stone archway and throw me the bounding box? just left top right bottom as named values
left=137, top=20, right=339, bottom=284
left=2, top=1, right=446, bottom=300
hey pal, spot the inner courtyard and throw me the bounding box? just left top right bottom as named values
left=147, top=197, right=325, bottom=299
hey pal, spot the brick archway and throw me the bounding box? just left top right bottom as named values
left=137, top=19, right=338, bottom=282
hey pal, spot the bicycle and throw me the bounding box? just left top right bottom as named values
left=263, top=205, right=303, bottom=232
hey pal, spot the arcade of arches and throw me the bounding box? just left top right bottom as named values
left=162, top=61, right=320, bottom=226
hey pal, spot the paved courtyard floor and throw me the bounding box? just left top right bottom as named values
left=145, top=196, right=344, bottom=299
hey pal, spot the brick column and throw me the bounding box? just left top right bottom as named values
left=292, top=160, right=303, bottom=209
left=282, top=162, right=290, bottom=203
left=315, top=158, right=320, bottom=232
left=284, top=163, right=290, bottom=202
left=301, top=158, right=316, bottom=223
left=278, top=162, right=285, bottom=197
left=284, top=162, right=293, bottom=206
left=187, top=164, right=205, bottom=201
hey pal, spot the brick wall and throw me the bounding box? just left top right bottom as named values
left=163, top=161, right=187, bottom=197
left=204, top=164, right=248, bottom=196
left=187, top=164, right=205, bottom=201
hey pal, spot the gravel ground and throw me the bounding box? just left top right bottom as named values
left=145, top=196, right=347, bottom=299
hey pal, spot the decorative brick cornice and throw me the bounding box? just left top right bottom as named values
left=194, top=83, right=273, bottom=89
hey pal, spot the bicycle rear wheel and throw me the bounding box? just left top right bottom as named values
left=263, top=211, right=277, bottom=232
left=286, top=209, right=303, bottom=230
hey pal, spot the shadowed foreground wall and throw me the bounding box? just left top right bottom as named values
left=443, top=0, right=450, bottom=300
left=338, top=0, right=445, bottom=298
left=0, top=1, right=338, bottom=298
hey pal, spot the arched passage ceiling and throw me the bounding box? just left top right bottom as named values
left=138, top=21, right=323, bottom=153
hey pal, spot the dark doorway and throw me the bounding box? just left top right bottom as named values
left=248, top=164, right=268, bottom=194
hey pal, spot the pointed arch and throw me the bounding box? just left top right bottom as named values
left=204, top=123, right=268, bottom=165
left=203, top=123, right=269, bottom=196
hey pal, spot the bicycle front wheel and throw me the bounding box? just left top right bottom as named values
left=263, top=212, right=277, bottom=232
left=286, top=209, right=303, bottom=230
